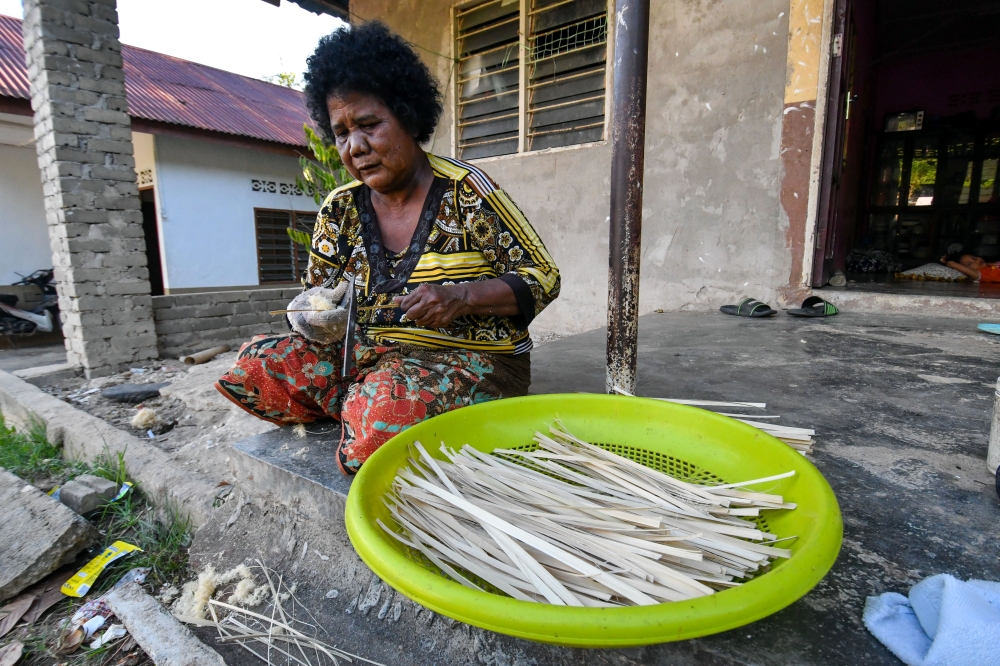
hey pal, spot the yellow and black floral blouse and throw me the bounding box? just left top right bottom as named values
left=304, top=154, right=560, bottom=355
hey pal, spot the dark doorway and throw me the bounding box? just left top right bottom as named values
left=140, top=188, right=164, bottom=296
left=814, top=0, right=1000, bottom=294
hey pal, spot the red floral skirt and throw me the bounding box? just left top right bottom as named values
left=215, top=334, right=529, bottom=473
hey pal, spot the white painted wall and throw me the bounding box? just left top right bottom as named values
left=152, top=135, right=319, bottom=290
left=133, top=131, right=156, bottom=184
left=0, top=113, right=50, bottom=285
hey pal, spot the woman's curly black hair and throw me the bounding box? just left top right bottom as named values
left=304, top=21, right=443, bottom=144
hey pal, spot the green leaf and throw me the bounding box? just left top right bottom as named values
left=297, top=124, right=349, bottom=205
left=286, top=227, right=312, bottom=247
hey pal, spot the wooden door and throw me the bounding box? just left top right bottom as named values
left=812, top=0, right=858, bottom=287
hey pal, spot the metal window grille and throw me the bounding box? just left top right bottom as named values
left=456, top=0, right=521, bottom=160
left=527, top=0, right=607, bottom=151
left=255, top=209, right=315, bottom=284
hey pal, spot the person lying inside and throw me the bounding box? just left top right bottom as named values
left=939, top=253, right=1000, bottom=282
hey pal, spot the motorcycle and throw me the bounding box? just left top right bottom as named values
left=0, top=269, right=59, bottom=337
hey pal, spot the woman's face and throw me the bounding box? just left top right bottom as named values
left=326, top=92, right=421, bottom=194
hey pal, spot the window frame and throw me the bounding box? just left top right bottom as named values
left=253, top=207, right=318, bottom=285
left=451, top=0, right=614, bottom=162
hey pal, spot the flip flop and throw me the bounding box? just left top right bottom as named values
left=787, top=296, right=839, bottom=317
left=720, top=297, right=777, bottom=318
left=977, top=323, right=1000, bottom=335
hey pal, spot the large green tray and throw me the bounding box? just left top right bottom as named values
left=345, top=394, right=842, bottom=647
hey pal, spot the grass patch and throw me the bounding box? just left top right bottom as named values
left=0, top=415, right=88, bottom=484
left=0, top=418, right=189, bottom=665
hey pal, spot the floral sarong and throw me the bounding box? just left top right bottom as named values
left=215, top=334, right=529, bottom=473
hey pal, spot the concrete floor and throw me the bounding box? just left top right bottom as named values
left=528, top=310, right=1000, bottom=663
left=192, top=311, right=1000, bottom=665
left=0, top=342, right=66, bottom=373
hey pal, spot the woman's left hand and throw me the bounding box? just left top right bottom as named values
left=395, top=284, right=469, bottom=328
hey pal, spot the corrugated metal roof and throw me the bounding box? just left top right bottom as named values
left=0, top=14, right=311, bottom=147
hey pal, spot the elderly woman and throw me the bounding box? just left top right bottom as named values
left=216, top=22, right=560, bottom=474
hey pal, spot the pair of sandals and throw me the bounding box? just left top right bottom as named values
left=720, top=296, right=839, bottom=318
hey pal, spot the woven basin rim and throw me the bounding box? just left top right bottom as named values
left=345, top=394, right=843, bottom=647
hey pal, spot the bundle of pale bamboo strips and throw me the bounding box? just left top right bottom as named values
left=612, top=389, right=815, bottom=454
left=380, top=424, right=796, bottom=607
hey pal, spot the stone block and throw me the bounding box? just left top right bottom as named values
left=89, top=164, right=133, bottom=180
left=249, top=290, right=285, bottom=301
left=170, top=293, right=213, bottom=307
left=74, top=46, right=122, bottom=67
left=0, top=468, right=98, bottom=602
left=150, top=295, right=175, bottom=308
left=77, top=77, right=126, bottom=96
left=152, top=306, right=196, bottom=322
left=36, top=0, right=91, bottom=14
left=230, top=313, right=265, bottom=327
left=89, top=4, right=118, bottom=23
left=51, top=116, right=101, bottom=135
left=86, top=138, right=132, bottom=155
left=62, top=208, right=109, bottom=223
left=74, top=15, right=121, bottom=39
left=194, top=303, right=236, bottom=318
left=106, top=582, right=226, bottom=666
left=82, top=108, right=129, bottom=125
left=42, top=54, right=97, bottom=78
left=59, top=473, right=117, bottom=514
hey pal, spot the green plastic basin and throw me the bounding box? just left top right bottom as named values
left=345, top=394, right=842, bottom=647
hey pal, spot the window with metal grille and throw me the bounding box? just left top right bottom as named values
left=254, top=209, right=316, bottom=284
left=454, top=0, right=608, bottom=160
left=527, top=0, right=607, bottom=150
left=456, top=0, right=521, bottom=160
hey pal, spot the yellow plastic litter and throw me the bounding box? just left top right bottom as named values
left=61, top=541, right=142, bottom=598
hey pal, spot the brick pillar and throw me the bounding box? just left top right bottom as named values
left=21, top=0, right=157, bottom=377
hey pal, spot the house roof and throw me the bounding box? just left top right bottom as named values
left=0, top=14, right=311, bottom=148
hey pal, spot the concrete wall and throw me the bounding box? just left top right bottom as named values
left=0, top=113, right=51, bottom=285
left=151, top=286, right=300, bottom=358
left=152, top=135, right=320, bottom=291
left=356, top=0, right=797, bottom=335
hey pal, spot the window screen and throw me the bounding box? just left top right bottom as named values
left=527, top=0, right=607, bottom=150
left=255, top=209, right=316, bottom=284
left=455, top=0, right=607, bottom=160
left=456, top=0, right=521, bottom=160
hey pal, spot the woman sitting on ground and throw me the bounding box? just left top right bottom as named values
left=939, top=253, right=1000, bottom=283
left=216, top=22, right=560, bottom=474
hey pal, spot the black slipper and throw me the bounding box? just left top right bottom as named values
left=786, top=296, right=839, bottom=317
left=720, top=297, right=777, bottom=318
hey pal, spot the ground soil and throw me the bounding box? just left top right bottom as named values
left=38, top=353, right=275, bottom=485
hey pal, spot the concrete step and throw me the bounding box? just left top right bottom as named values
left=229, top=420, right=353, bottom=525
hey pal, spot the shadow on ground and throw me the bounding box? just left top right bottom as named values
left=191, top=311, right=1000, bottom=665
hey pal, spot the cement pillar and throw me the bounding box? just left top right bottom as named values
left=21, top=0, right=157, bottom=377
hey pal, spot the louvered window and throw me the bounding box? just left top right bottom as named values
left=527, top=0, right=607, bottom=150
left=455, top=0, right=608, bottom=160
left=255, top=209, right=316, bottom=284
left=456, top=0, right=521, bottom=159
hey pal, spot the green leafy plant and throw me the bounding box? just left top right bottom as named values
left=286, top=226, right=312, bottom=248
left=297, top=124, right=349, bottom=207
left=264, top=71, right=301, bottom=89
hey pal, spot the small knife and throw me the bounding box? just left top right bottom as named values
left=341, top=280, right=357, bottom=379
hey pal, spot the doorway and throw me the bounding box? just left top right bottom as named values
left=813, top=0, right=1000, bottom=296
left=140, top=188, right=164, bottom=296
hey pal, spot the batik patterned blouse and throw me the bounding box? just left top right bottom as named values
left=304, top=154, right=560, bottom=355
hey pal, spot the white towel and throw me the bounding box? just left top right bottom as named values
left=863, top=574, right=1000, bottom=666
